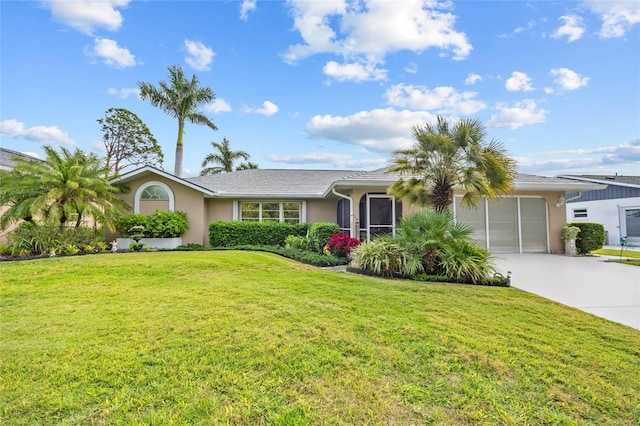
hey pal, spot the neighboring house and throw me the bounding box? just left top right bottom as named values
left=558, top=175, right=640, bottom=246
left=109, top=166, right=605, bottom=254
left=0, top=148, right=43, bottom=242
left=0, top=147, right=39, bottom=170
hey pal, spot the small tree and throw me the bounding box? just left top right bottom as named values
left=0, top=146, right=127, bottom=230
left=98, top=108, right=163, bottom=175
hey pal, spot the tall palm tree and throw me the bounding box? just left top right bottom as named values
left=138, top=64, right=217, bottom=177
left=388, top=116, right=516, bottom=213
left=0, top=146, right=127, bottom=230
left=200, top=137, right=251, bottom=175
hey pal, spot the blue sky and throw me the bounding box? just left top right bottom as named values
left=1, top=0, right=639, bottom=177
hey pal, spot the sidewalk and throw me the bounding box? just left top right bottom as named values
left=494, top=254, right=640, bottom=330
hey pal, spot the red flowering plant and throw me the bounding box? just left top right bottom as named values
left=325, top=233, right=360, bottom=258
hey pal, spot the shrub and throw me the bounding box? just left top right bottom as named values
left=115, top=214, right=146, bottom=237
left=308, top=222, right=341, bottom=253
left=438, top=239, right=495, bottom=284
left=285, top=235, right=309, bottom=250
left=116, top=211, right=189, bottom=238
left=209, top=221, right=309, bottom=247
left=216, top=245, right=349, bottom=267
left=325, top=233, right=360, bottom=258
left=568, top=222, right=605, bottom=254
left=350, top=238, right=423, bottom=278
left=145, top=211, right=188, bottom=238
left=6, top=223, right=105, bottom=256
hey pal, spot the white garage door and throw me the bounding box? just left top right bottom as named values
left=454, top=197, right=549, bottom=254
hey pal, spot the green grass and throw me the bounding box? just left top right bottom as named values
left=1, top=252, right=639, bottom=425
left=592, top=248, right=640, bottom=259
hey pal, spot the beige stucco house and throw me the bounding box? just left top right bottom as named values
left=109, top=166, right=606, bottom=254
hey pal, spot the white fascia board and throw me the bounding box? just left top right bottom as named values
left=109, top=166, right=217, bottom=197
left=514, top=182, right=607, bottom=192
left=557, top=175, right=640, bottom=189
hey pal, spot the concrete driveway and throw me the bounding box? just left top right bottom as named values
left=494, top=254, right=640, bottom=330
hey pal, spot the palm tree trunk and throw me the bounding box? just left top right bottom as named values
left=174, top=120, right=185, bottom=176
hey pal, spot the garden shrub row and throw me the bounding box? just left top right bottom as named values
left=209, top=221, right=309, bottom=247
left=116, top=211, right=188, bottom=238
left=216, top=245, right=350, bottom=267
left=3, top=223, right=107, bottom=256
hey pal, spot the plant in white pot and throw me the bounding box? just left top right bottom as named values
left=561, top=225, right=581, bottom=256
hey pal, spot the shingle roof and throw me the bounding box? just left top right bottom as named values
left=558, top=174, right=640, bottom=188
left=187, top=169, right=359, bottom=197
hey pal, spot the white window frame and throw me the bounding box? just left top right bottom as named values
left=134, top=181, right=174, bottom=213
left=234, top=201, right=306, bottom=223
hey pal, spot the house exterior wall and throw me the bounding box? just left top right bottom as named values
left=306, top=199, right=337, bottom=223
left=111, top=175, right=208, bottom=246
left=566, top=197, right=640, bottom=246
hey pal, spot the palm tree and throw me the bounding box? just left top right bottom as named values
left=200, top=137, right=251, bottom=175
left=138, top=64, right=217, bottom=177
left=388, top=116, right=516, bottom=213
left=0, top=146, right=127, bottom=230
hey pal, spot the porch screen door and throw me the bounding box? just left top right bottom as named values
left=367, top=194, right=395, bottom=240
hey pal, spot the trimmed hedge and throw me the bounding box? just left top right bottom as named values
left=308, top=222, right=341, bottom=253
left=209, top=221, right=309, bottom=247
left=116, top=211, right=188, bottom=238
left=568, top=222, right=605, bottom=254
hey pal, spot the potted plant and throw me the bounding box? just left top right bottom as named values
left=561, top=225, right=580, bottom=256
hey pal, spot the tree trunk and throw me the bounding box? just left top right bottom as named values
left=174, top=120, right=185, bottom=176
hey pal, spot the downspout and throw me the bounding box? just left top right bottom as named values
left=332, top=188, right=354, bottom=238
left=565, top=192, right=582, bottom=204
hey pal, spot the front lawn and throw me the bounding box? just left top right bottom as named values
left=1, top=252, right=638, bottom=424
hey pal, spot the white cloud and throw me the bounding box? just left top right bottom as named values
left=205, top=99, right=232, bottom=113
left=244, top=101, right=279, bottom=116
left=405, top=62, right=418, bottom=74
left=385, top=83, right=486, bottom=115
left=586, top=0, right=640, bottom=38
left=323, top=60, right=387, bottom=82
left=516, top=139, right=640, bottom=175
left=550, top=67, right=589, bottom=91
left=107, top=87, right=140, bottom=98
left=551, top=15, right=585, bottom=42
left=0, top=119, right=76, bottom=146
left=505, top=71, right=534, bottom=92
left=487, top=100, right=547, bottom=129
left=87, top=38, right=136, bottom=68
left=43, top=0, right=130, bottom=35
left=465, top=73, right=482, bottom=85
left=240, top=0, right=256, bottom=20
left=267, top=152, right=388, bottom=169
left=284, top=0, right=472, bottom=82
left=184, top=40, right=215, bottom=71
left=307, top=108, right=435, bottom=153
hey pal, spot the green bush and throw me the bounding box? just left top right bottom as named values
left=209, top=221, right=309, bottom=247
left=568, top=222, right=605, bottom=254
left=308, top=222, right=340, bottom=253
left=145, top=211, right=188, bottom=238
left=284, top=235, right=309, bottom=250
left=6, top=223, right=105, bottom=256
left=350, top=238, right=423, bottom=278
left=116, top=211, right=188, bottom=238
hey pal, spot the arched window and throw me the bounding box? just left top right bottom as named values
left=141, top=185, right=169, bottom=201
left=134, top=181, right=174, bottom=214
